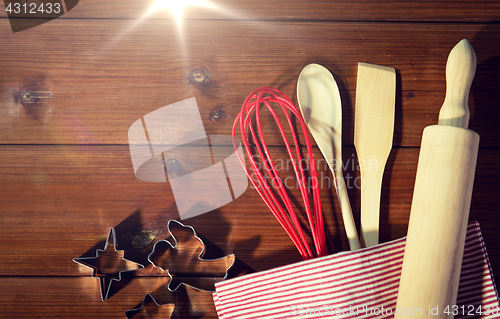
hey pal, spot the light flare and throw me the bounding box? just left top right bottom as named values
left=148, top=0, right=216, bottom=26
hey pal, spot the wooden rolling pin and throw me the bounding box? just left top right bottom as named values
left=395, top=39, right=479, bottom=318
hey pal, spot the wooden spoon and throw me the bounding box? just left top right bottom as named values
left=297, top=63, right=361, bottom=251
left=354, top=62, right=396, bottom=247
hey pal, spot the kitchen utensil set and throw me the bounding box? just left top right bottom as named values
left=230, top=39, right=483, bottom=319
left=234, top=60, right=397, bottom=255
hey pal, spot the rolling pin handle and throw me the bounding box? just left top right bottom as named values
left=438, top=39, right=477, bottom=129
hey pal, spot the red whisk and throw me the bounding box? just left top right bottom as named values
left=232, top=87, right=327, bottom=260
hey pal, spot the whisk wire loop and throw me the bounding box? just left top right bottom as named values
left=251, top=92, right=313, bottom=258
left=232, top=87, right=327, bottom=259
left=236, top=98, right=308, bottom=256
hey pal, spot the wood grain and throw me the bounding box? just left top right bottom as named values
left=1, top=20, right=500, bottom=147
left=0, top=145, right=498, bottom=273
left=0, top=276, right=218, bottom=318
left=2, top=0, right=500, bottom=22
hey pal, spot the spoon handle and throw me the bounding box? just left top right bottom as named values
left=335, top=171, right=361, bottom=250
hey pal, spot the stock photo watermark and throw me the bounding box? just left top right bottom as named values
left=248, top=156, right=379, bottom=191
left=128, top=98, right=248, bottom=220
left=290, top=304, right=499, bottom=317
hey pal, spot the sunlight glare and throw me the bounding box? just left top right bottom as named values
left=148, top=0, right=215, bottom=26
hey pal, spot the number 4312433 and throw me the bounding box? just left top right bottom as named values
left=443, top=305, right=499, bottom=316
left=5, top=2, right=62, bottom=15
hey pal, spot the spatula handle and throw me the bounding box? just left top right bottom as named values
left=438, top=39, right=477, bottom=128
left=359, top=169, right=384, bottom=248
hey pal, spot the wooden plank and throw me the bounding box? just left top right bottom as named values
left=0, top=144, right=498, bottom=276
left=0, top=276, right=218, bottom=318
left=1, top=0, right=500, bottom=22
left=1, top=20, right=499, bottom=147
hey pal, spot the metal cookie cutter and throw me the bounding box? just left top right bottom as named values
left=73, top=227, right=144, bottom=301
left=147, top=220, right=235, bottom=292
left=125, top=294, right=175, bottom=319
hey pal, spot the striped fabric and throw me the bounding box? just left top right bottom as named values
left=213, top=222, right=499, bottom=318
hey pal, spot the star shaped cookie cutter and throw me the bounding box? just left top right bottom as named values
left=73, top=227, right=144, bottom=301
left=147, top=219, right=235, bottom=292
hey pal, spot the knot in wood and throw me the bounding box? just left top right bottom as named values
left=132, top=230, right=158, bottom=249
left=189, top=67, right=211, bottom=85
left=209, top=108, right=224, bottom=122
left=192, top=69, right=206, bottom=82
left=19, top=90, right=38, bottom=104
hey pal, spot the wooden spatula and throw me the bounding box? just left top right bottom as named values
left=354, top=62, right=396, bottom=247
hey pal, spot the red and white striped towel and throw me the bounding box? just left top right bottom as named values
left=213, top=222, right=499, bottom=318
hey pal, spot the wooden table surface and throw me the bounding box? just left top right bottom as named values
left=1, top=1, right=500, bottom=318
